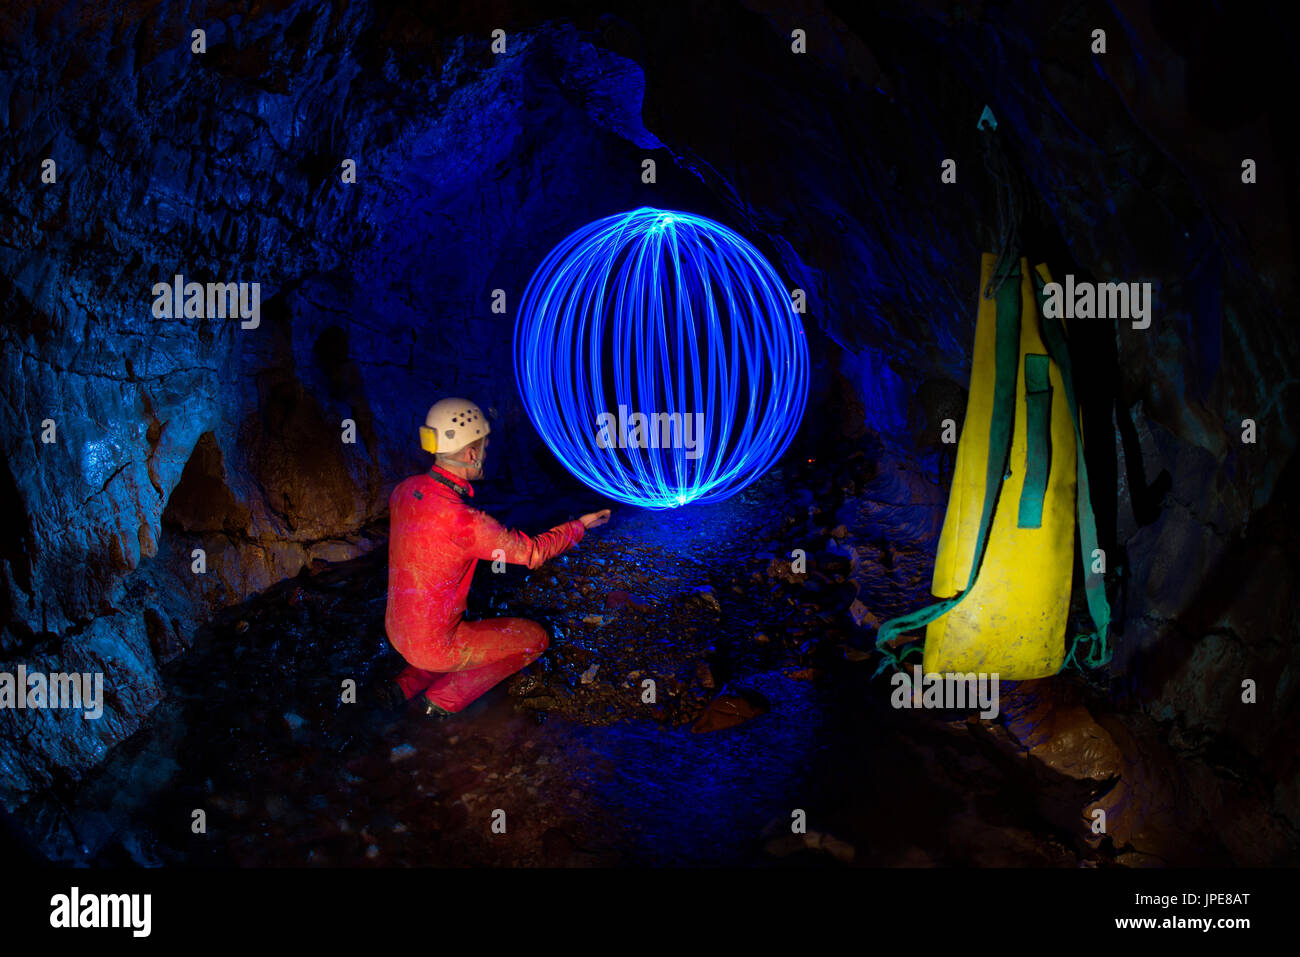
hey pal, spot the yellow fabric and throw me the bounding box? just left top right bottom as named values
left=924, top=256, right=1076, bottom=678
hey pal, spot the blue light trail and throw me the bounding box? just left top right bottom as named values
left=514, top=207, right=809, bottom=509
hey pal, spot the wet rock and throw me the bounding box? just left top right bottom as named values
left=1115, top=850, right=1165, bottom=868
left=765, top=830, right=857, bottom=864
left=696, top=662, right=715, bottom=690
left=0, top=614, right=161, bottom=797
left=765, top=558, right=805, bottom=585
left=784, top=668, right=822, bottom=682
left=389, top=744, right=417, bottom=763
left=999, top=682, right=1123, bottom=784
left=835, top=461, right=947, bottom=549
left=691, top=692, right=767, bottom=733
left=516, top=696, right=559, bottom=712
left=684, top=586, right=722, bottom=613
left=848, top=600, right=880, bottom=629
left=605, top=590, right=651, bottom=613
left=283, top=713, right=307, bottom=734
left=512, top=674, right=542, bottom=697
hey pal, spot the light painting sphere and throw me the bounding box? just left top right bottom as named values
left=513, top=207, right=809, bottom=509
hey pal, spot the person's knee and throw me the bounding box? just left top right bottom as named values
left=518, top=619, right=549, bottom=658
left=530, top=623, right=550, bottom=657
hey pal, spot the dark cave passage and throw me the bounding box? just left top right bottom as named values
left=162, top=432, right=251, bottom=539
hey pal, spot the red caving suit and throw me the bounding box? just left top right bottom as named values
left=385, top=464, right=586, bottom=712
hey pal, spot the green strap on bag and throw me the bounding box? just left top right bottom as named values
left=1032, top=273, right=1112, bottom=669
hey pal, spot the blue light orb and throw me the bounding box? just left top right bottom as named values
left=514, top=207, right=809, bottom=509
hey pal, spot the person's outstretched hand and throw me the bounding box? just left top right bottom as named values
left=580, top=509, right=611, bottom=529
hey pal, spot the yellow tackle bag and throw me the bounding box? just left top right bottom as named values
left=876, top=254, right=1111, bottom=679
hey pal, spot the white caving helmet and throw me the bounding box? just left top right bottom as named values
left=419, top=397, right=490, bottom=455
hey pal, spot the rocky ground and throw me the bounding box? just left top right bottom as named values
left=13, top=443, right=1288, bottom=867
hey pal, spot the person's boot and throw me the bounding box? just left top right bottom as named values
left=420, top=698, right=455, bottom=720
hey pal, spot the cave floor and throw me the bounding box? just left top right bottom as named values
left=40, top=455, right=1129, bottom=867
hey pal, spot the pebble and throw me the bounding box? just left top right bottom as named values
left=848, top=599, right=880, bottom=628
left=389, top=744, right=417, bottom=762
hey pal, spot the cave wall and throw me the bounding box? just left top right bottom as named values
left=0, top=0, right=704, bottom=798
left=1, top=0, right=1297, bottom=854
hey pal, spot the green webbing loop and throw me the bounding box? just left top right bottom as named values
left=1032, top=274, right=1113, bottom=669
left=1017, top=353, right=1052, bottom=529
left=874, top=264, right=1022, bottom=676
